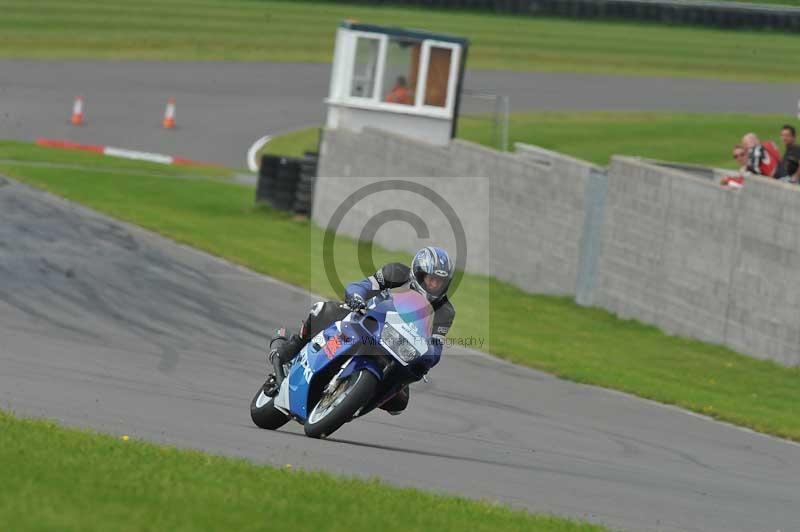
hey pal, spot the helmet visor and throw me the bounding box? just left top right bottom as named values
left=417, top=272, right=448, bottom=297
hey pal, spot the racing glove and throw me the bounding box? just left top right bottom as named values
left=408, top=362, right=429, bottom=381
left=345, top=292, right=366, bottom=311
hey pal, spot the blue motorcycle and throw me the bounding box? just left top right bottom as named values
left=250, top=287, right=434, bottom=439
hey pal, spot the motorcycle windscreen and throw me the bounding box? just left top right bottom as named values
left=387, top=287, right=434, bottom=339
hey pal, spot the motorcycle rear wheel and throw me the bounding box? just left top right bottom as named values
left=304, top=369, right=377, bottom=439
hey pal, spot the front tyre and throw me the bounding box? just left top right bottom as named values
left=250, top=384, right=290, bottom=430
left=304, top=369, right=377, bottom=439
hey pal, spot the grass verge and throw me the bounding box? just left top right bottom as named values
left=264, top=111, right=800, bottom=169
left=0, top=410, right=606, bottom=532
left=2, top=139, right=799, bottom=442
left=459, top=112, right=800, bottom=168
left=2, top=0, right=800, bottom=81
left=263, top=126, right=322, bottom=159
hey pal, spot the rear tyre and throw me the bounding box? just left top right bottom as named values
left=250, top=384, right=290, bottom=430
left=304, top=369, right=377, bottom=439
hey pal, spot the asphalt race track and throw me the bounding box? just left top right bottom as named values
left=2, top=177, right=799, bottom=532
left=2, top=60, right=800, bottom=167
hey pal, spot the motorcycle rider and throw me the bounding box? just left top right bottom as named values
left=264, top=246, right=456, bottom=414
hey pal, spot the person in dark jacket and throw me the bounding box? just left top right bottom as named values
left=265, top=247, right=456, bottom=414
left=776, top=125, right=800, bottom=178
left=779, top=155, right=799, bottom=184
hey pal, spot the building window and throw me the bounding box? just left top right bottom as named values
left=424, top=46, right=452, bottom=108
left=351, top=36, right=380, bottom=99
left=382, top=38, right=419, bottom=106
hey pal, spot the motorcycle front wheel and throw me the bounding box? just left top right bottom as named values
left=304, top=369, right=377, bottom=439
left=250, top=384, right=290, bottom=430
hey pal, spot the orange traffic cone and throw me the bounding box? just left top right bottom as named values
left=162, top=97, right=176, bottom=129
left=70, top=96, right=84, bottom=126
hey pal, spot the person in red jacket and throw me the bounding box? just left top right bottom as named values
left=385, top=76, right=414, bottom=105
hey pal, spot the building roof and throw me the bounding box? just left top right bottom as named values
left=339, top=20, right=470, bottom=47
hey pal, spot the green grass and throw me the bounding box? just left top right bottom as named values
left=2, top=139, right=800, bottom=442
left=461, top=112, right=800, bottom=167
left=3, top=0, right=800, bottom=81
left=264, top=112, right=800, bottom=168
left=0, top=410, right=606, bottom=532
left=263, top=127, right=323, bottom=158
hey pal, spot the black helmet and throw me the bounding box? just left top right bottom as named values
left=409, top=247, right=454, bottom=303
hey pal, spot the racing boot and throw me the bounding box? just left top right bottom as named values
left=263, top=328, right=288, bottom=396
left=266, top=329, right=306, bottom=393
left=379, top=385, right=410, bottom=416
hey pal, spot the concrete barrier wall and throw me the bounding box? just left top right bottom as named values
left=315, top=129, right=490, bottom=275
left=490, top=142, right=598, bottom=295
left=727, top=177, right=800, bottom=365
left=315, top=128, right=800, bottom=365
left=315, top=127, right=598, bottom=295
left=595, top=157, right=741, bottom=345
left=597, top=157, right=800, bottom=365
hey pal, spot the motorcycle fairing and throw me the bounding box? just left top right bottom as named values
left=271, top=289, right=433, bottom=422
left=274, top=319, right=379, bottom=422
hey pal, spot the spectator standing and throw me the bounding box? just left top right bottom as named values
left=742, top=132, right=780, bottom=178
left=775, top=125, right=800, bottom=178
